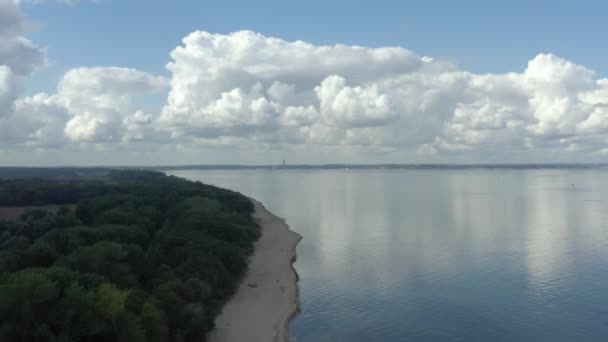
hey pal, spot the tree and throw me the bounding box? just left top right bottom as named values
left=139, top=301, right=169, bottom=342
left=0, top=271, right=60, bottom=341
left=0, top=170, right=260, bottom=341
left=52, top=282, right=105, bottom=339
left=96, top=283, right=129, bottom=337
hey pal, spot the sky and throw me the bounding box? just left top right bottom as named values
left=1, top=0, right=608, bottom=166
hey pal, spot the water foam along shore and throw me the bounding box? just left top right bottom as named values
left=208, top=198, right=303, bottom=342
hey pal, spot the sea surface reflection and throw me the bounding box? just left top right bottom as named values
left=169, top=169, right=608, bottom=341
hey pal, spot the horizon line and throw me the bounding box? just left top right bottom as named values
left=1, top=163, right=608, bottom=170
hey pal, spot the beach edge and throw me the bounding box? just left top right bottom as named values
left=208, top=198, right=302, bottom=342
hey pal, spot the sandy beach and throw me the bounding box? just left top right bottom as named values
left=208, top=199, right=302, bottom=342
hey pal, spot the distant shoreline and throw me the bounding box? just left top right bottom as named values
left=156, top=163, right=608, bottom=171
left=208, top=199, right=302, bottom=342
left=1, top=163, right=608, bottom=179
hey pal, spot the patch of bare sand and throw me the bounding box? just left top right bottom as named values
left=208, top=199, right=302, bottom=342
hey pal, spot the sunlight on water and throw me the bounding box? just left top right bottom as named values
left=169, top=169, right=608, bottom=341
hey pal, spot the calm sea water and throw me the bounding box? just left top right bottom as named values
left=168, top=169, right=608, bottom=341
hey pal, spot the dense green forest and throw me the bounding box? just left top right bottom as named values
left=0, top=170, right=260, bottom=342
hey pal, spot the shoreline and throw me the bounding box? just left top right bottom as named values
left=208, top=199, right=302, bottom=342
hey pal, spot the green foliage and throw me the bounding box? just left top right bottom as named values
left=96, top=283, right=128, bottom=322
left=0, top=178, right=109, bottom=207
left=0, top=170, right=259, bottom=341
left=0, top=271, right=60, bottom=340
left=139, top=300, right=170, bottom=342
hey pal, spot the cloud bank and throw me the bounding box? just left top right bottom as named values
left=154, top=31, right=608, bottom=160
left=1, top=1, right=608, bottom=164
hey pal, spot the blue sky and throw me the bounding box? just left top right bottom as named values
left=22, top=0, right=607, bottom=94
left=1, top=0, right=608, bottom=165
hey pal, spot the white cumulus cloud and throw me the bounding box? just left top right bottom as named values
left=1, top=66, right=167, bottom=148
left=3, top=24, right=608, bottom=164
left=0, top=0, right=44, bottom=122
left=157, top=31, right=608, bottom=161
left=0, top=65, right=15, bottom=117
left=57, top=67, right=168, bottom=143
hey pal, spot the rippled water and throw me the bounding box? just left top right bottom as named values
left=168, top=169, right=608, bottom=341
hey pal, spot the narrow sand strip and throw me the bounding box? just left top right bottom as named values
left=208, top=199, right=302, bottom=342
